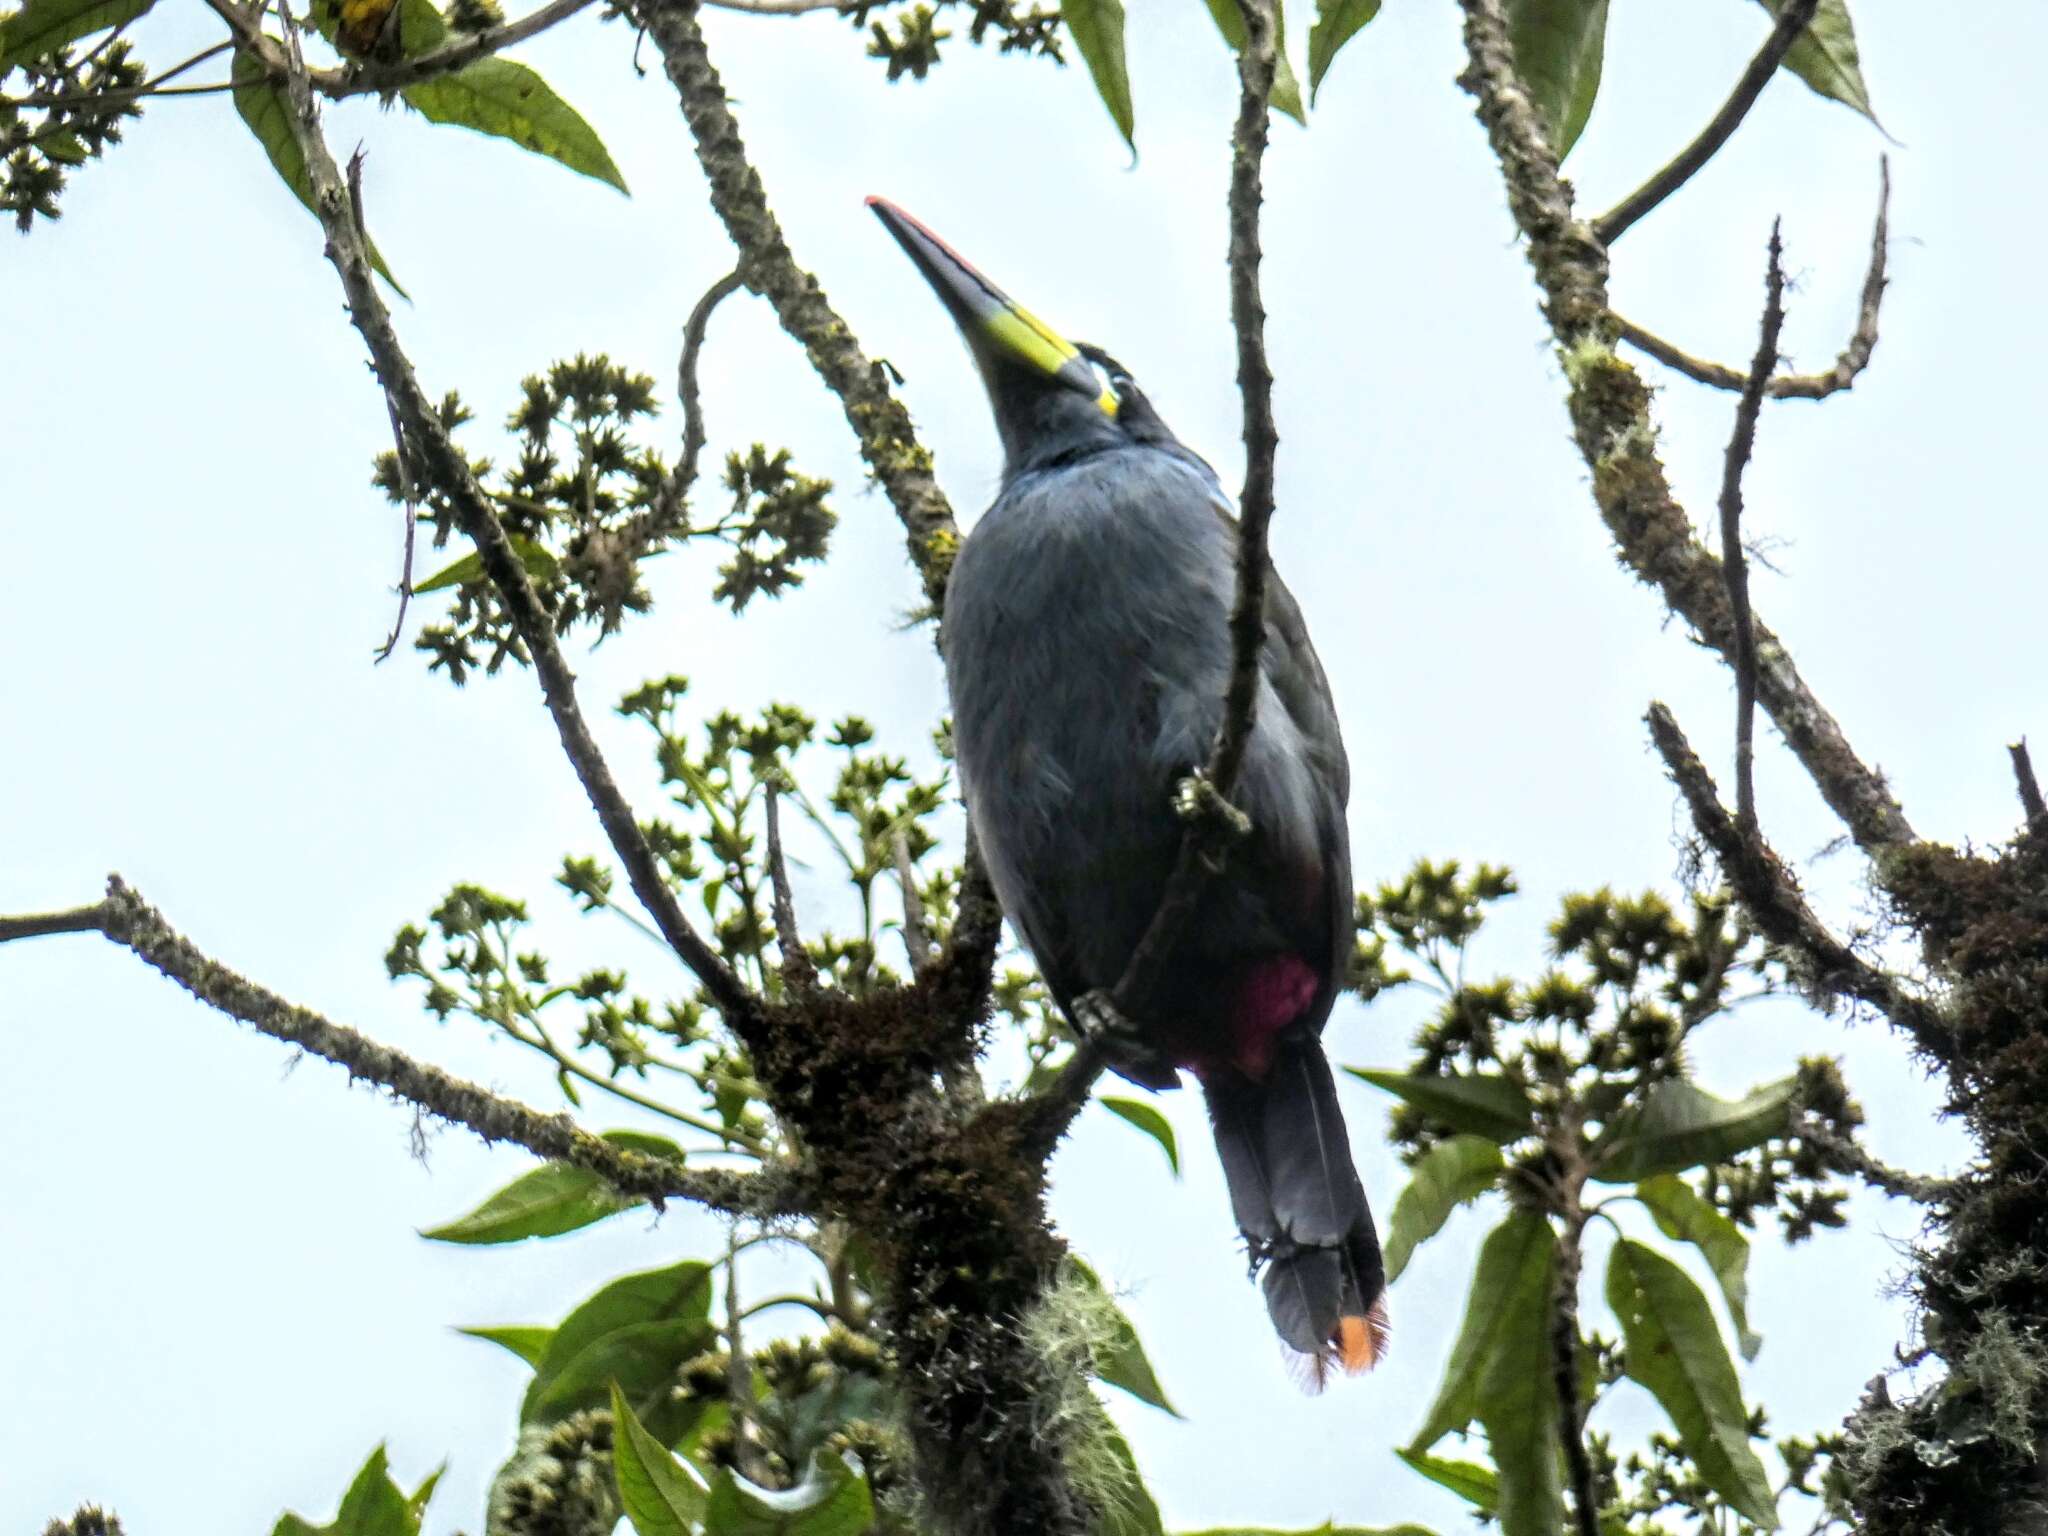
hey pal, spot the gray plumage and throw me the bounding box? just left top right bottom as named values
left=872, top=198, right=1387, bottom=1379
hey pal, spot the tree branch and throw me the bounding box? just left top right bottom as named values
left=892, top=827, right=933, bottom=971
left=1616, top=158, right=1890, bottom=402
left=1720, top=221, right=1788, bottom=836
left=1456, top=0, right=1913, bottom=854
left=1590, top=0, right=1819, bottom=248
left=0, top=903, right=109, bottom=941
left=668, top=266, right=744, bottom=516
left=262, top=16, right=757, bottom=1035
left=5, top=878, right=804, bottom=1217
left=1792, top=1111, right=1951, bottom=1205
left=1644, top=703, right=1945, bottom=1044
left=629, top=0, right=960, bottom=610
left=764, top=781, right=818, bottom=995
left=1552, top=1217, right=1602, bottom=1536
left=314, top=0, right=595, bottom=97
left=2010, top=739, right=2046, bottom=827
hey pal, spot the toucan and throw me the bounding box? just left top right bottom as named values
left=870, top=198, right=1387, bottom=1383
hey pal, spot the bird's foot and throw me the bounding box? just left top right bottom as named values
left=1072, top=990, right=1181, bottom=1092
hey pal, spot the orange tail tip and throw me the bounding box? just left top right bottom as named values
left=1335, top=1294, right=1392, bottom=1375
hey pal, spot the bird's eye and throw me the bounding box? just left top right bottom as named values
left=1087, top=356, right=1122, bottom=400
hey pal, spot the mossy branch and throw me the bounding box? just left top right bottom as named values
left=629, top=0, right=961, bottom=610
left=1644, top=703, right=1943, bottom=1040
left=1455, top=0, right=1913, bottom=856
left=259, top=3, right=758, bottom=1042
left=2, top=878, right=805, bottom=1218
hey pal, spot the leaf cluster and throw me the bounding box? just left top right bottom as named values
left=0, top=1, right=147, bottom=231
left=384, top=359, right=837, bottom=682
left=849, top=0, right=1062, bottom=84
left=1351, top=859, right=1889, bottom=1535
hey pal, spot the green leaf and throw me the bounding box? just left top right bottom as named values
left=1200, top=0, right=1309, bottom=124
left=1177, top=1527, right=1440, bottom=1535
left=411, top=533, right=560, bottom=596
left=230, top=52, right=405, bottom=295
left=419, top=1128, right=680, bottom=1242
left=1061, top=0, right=1134, bottom=148
left=1395, top=1446, right=1497, bottom=1511
left=455, top=1324, right=554, bottom=1368
left=524, top=1316, right=713, bottom=1429
left=611, top=1382, right=710, bottom=1536
left=1636, top=1173, right=1761, bottom=1359
left=1754, top=0, right=1875, bottom=123
left=1069, top=1258, right=1181, bottom=1417
left=1306, top=0, right=1379, bottom=100
left=523, top=1259, right=716, bottom=1432
left=1503, top=0, right=1610, bottom=158
left=1473, top=1224, right=1563, bottom=1536
left=402, top=59, right=628, bottom=193
left=1606, top=1239, right=1778, bottom=1526
left=1383, top=1134, right=1504, bottom=1282
left=0, top=0, right=153, bottom=66
left=1095, top=1417, right=1166, bottom=1536
left=1348, top=1067, right=1535, bottom=1143
left=269, top=1445, right=438, bottom=1536
left=703, top=1454, right=875, bottom=1536
left=1101, top=1095, right=1180, bottom=1177
left=1407, top=1208, right=1555, bottom=1452
left=1589, top=1075, right=1794, bottom=1183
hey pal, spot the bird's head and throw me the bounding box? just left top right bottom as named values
left=868, top=197, right=1177, bottom=478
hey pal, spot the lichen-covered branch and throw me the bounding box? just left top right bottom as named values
left=1455, top=0, right=1913, bottom=854
left=1644, top=703, right=1943, bottom=1041
left=630, top=0, right=961, bottom=609
left=6, top=878, right=803, bottom=1218
left=1616, top=158, right=1890, bottom=402
left=263, top=17, right=756, bottom=1035
left=1590, top=0, right=1819, bottom=247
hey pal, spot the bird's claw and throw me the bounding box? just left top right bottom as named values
left=1072, top=989, right=1180, bottom=1092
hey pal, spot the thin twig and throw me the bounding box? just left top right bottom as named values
left=0, top=903, right=109, bottom=942
left=1644, top=703, right=1947, bottom=1046
left=3, top=878, right=804, bottom=1216
left=1616, top=158, right=1891, bottom=401
left=6, top=39, right=233, bottom=109
left=263, top=20, right=757, bottom=1032
left=1720, top=221, right=1788, bottom=836
left=354, top=145, right=420, bottom=666
left=737, top=1291, right=848, bottom=1324
left=1456, top=0, right=1913, bottom=855
left=893, top=828, right=933, bottom=971
left=764, top=781, right=818, bottom=994
left=630, top=0, right=960, bottom=608
left=325, top=0, right=594, bottom=97
left=1591, top=0, right=1819, bottom=247
left=669, top=267, right=744, bottom=515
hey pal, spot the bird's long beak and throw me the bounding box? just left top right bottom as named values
left=867, top=196, right=1117, bottom=417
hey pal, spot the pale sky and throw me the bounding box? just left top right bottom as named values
left=4, top=3, right=2040, bottom=1531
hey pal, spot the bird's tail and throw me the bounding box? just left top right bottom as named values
left=1203, top=1031, right=1389, bottom=1388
